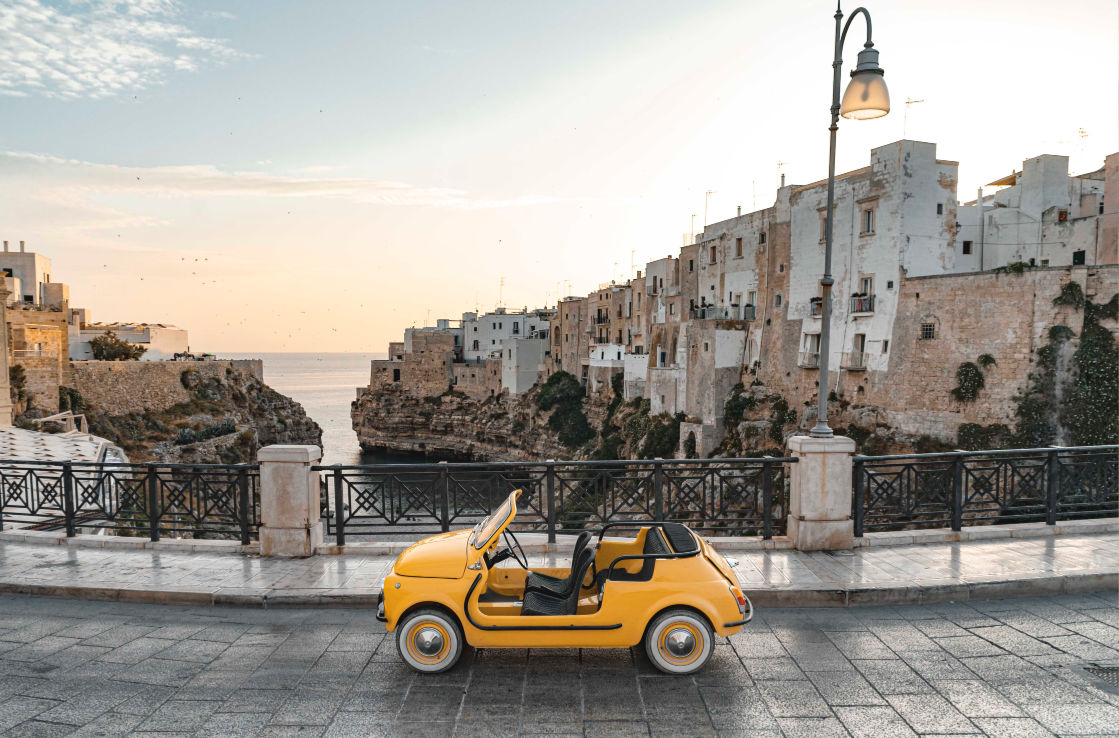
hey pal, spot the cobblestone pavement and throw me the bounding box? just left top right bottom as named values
left=0, top=593, right=1114, bottom=737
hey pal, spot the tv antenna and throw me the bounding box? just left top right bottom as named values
left=903, top=97, right=924, bottom=138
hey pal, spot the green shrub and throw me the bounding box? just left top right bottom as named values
left=950, top=362, right=985, bottom=403
left=957, top=423, right=1011, bottom=450
left=1053, top=281, right=1085, bottom=309
left=90, top=331, right=147, bottom=361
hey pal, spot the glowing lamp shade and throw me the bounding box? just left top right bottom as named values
left=840, top=47, right=890, bottom=120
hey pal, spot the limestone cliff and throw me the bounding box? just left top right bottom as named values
left=351, top=385, right=575, bottom=461
left=352, top=371, right=694, bottom=463
left=62, top=361, right=322, bottom=463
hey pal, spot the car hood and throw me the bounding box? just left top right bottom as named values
left=394, top=529, right=470, bottom=579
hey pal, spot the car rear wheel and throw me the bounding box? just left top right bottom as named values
left=644, top=608, right=713, bottom=675
left=396, top=609, right=463, bottom=674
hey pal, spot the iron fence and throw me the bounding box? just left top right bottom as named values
left=854, top=445, right=1118, bottom=535
left=315, top=458, right=794, bottom=543
left=0, top=460, right=260, bottom=543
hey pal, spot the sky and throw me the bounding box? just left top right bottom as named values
left=1, top=0, right=1116, bottom=353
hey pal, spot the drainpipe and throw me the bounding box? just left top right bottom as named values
left=977, top=187, right=985, bottom=271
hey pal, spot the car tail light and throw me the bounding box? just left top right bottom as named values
left=729, top=585, right=747, bottom=614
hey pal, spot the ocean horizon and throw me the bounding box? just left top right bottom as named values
left=216, top=352, right=411, bottom=466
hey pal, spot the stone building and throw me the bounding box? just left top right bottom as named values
left=461, top=309, right=550, bottom=362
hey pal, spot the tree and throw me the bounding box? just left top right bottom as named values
left=89, top=331, right=147, bottom=361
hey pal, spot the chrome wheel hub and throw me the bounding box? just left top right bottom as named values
left=665, top=627, right=696, bottom=657
left=414, top=627, right=444, bottom=657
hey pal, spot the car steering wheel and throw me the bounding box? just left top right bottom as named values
left=502, top=530, right=530, bottom=569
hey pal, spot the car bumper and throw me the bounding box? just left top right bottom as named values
left=723, top=593, right=754, bottom=628
left=376, top=591, right=387, bottom=623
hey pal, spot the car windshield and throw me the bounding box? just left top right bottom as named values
left=473, top=494, right=514, bottom=550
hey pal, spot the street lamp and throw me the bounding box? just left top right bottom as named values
left=810, top=2, right=890, bottom=439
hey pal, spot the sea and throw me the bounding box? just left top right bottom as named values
left=216, top=352, right=415, bottom=466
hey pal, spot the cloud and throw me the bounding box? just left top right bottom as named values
left=0, top=0, right=251, bottom=99
left=0, top=150, right=576, bottom=212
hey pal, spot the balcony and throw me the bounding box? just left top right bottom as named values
left=646, top=284, right=659, bottom=296
left=809, top=298, right=823, bottom=317
left=849, top=294, right=876, bottom=314
left=841, top=351, right=868, bottom=370
left=798, top=350, right=820, bottom=369
left=594, top=315, right=610, bottom=325
left=690, top=305, right=756, bottom=321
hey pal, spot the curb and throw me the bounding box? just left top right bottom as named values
left=0, top=571, right=1113, bottom=610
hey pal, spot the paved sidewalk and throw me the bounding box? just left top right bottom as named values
left=0, top=533, right=1113, bottom=607
left=0, top=592, right=1114, bottom=737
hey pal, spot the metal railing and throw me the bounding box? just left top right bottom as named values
left=0, top=460, right=260, bottom=543
left=690, top=305, right=756, bottom=321
left=850, top=294, right=876, bottom=313
left=841, top=351, right=867, bottom=370
left=798, top=350, right=820, bottom=368
left=853, top=445, right=1118, bottom=535
left=315, top=458, right=795, bottom=543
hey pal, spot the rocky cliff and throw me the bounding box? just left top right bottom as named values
left=62, top=361, right=322, bottom=463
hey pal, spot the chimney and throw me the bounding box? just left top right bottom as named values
left=737, top=205, right=741, bottom=216
left=19, top=241, right=25, bottom=253
left=780, top=173, right=786, bottom=187
left=2, top=241, right=7, bottom=252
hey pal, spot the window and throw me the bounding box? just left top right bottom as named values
left=962, top=240, right=973, bottom=255
left=775, top=293, right=783, bottom=308
left=859, top=276, right=874, bottom=294
left=819, top=212, right=827, bottom=241
left=710, top=245, right=717, bottom=263
left=735, top=237, right=742, bottom=257
left=747, top=290, right=756, bottom=306
left=616, top=351, right=621, bottom=360
left=759, top=232, right=767, bottom=245
left=392, top=368, right=400, bottom=382
left=1073, top=250, right=1086, bottom=265
left=1041, top=259, right=1049, bottom=266
left=703, top=342, right=709, bottom=352
left=861, top=207, right=875, bottom=234
left=688, top=260, right=694, bottom=272
left=779, top=263, right=785, bottom=273
left=472, top=326, right=478, bottom=332
left=472, top=340, right=479, bottom=350
left=886, top=280, right=894, bottom=290
left=882, top=340, right=889, bottom=354
left=512, top=323, right=519, bottom=335
left=936, top=203, right=944, bottom=215
left=1058, top=209, right=1069, bottom=223
left=920, top=323, right=936, bottom=340
left=669, top=303, right=675, bottom=315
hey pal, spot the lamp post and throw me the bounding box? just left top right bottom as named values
left=810, top=2, right=890, bottom=439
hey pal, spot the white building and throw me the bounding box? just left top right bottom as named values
left=955, top=153, right=1112, bottom=271
left=0, top=243, right=53, bottom=306
left=462, top=308, right=551, bottom=362
left=71, top=324, right=189, bottom=361
left=500, top=337, right=549, bottom=395
left=787, top=140, right=958, bottom=380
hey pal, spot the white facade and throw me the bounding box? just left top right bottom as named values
left=71, top=324, right=189, bottom=361
left=788, top=141, right=956, bottom=382
left=462, top=309, right=551, bottom=362
left=955, top=154, right=1109, bottom=270
left=500, top=337, right=549, bottom=395
left=0, top=246, right=52, bottom=305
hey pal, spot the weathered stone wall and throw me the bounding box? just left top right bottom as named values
left=67, top=359, right=263, bottom=415
left=8, top=307, right=70, bottom=413
left=755, top=264, right=1118, bottom=440
left=451, top=360, right=500, bottom=400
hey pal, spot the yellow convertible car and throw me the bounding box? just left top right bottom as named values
left=377, top=490, right=752, bottom=674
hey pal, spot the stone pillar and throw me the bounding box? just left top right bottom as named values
left=0, top=282, right=13, bottom=426
left=787, top=435, right=855, bottom=551
left=259, top=445, right=323, bottom=556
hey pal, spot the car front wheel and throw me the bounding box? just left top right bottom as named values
left=644, top=608, right=714, bottom=675
left=396, top=609, right=463, bottom=674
